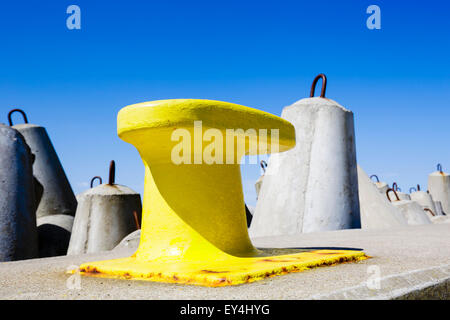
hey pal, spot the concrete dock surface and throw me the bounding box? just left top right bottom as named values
left=0, top=223, right=448, bottom=300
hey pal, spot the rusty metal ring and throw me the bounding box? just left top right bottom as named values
left=386, top=188, right=400, bottom=202
left=370, top=175, right=379, bottom=183
left=310, top=74, right=327, bottom=98
left=90, top=176, right=102, bottom=188
left=108, top=160, right=116, bottom=185
left=409, top=187, right=417, bottom=193
left=8, top=109, right=28, bottom=126
left=424, top=208, right=435, bottom=217
left=437, top=163, right=443, bottom=173
left=260, top=160, right=267, bottom=173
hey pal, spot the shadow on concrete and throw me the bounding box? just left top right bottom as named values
left=286, top=247, right=364, bottom=251
left=256, top=247, right=364, bottom=256
left=37, top=224, right=71, bottom=258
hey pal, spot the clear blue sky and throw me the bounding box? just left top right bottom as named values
left=1, top=1, right=449, bottom=206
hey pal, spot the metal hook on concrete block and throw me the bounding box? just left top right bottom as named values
left=437, top=163, right=443, bottom=173
left=370, top=175, right=380, bottom=183
left=386, top=188, right=400, bottom=202
left=409, top=187, right=417, bottom=193
left=424, top=208, right=435, bottom=217
left=108, top=160, right=115, bottom=185
left=310, top=74, right=327, bottom=98
left=7, top=109, right=29, bottom=126
left=260, top=160, right=267, bottom=173
left=392, top=182, right=400, bottom=192
left=90, top=176, right=102, bottom=188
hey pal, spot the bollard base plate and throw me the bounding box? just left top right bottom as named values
left=78, top=249, right=367, bottom=287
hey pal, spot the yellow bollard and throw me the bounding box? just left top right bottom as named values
left=79, top=99, right=366, bottom=286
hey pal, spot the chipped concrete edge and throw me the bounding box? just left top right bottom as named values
left=309, top=264, right=450, bottom=300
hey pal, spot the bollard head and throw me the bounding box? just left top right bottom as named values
left=117, top=99, right=296, bottom=163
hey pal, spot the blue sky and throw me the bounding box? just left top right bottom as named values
left=1, top=1, right=449, bottom=206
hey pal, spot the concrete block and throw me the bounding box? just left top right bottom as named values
left=392, top=183, right=410, bottom=200
left=387, top=189, right=432, bottom=225
left=0, top=124, right=38, bottom=261
left=9, top=110, right=77, bottom=218
left=434, top=201, right=445, bottom=216
left=410, top=191, right=438, bottom=216
left=369, top=175, right=389, bottom=194
left=357, top=165, right=408, bottom=229
left=428, top=164, right=450, bottom=215
left=113, top=229, right=141, bottom=252
left=250, top=75, right=360, bottom=236
left=67, top=162, right=142, bottom=255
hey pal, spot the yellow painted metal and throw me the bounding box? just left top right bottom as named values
left=79, top=99, right=367, bottom=286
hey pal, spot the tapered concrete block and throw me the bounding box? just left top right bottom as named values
left=386, top=189, right=431, bottom=225
left=0, top=124, right=38, bottom=261
left=9, top=110, right=77, bottom=218
left=369, top=175, right=388, bottom=194
left=428, top=165, right=450, bottom=215
left=410, top=191, right=438, bottom=216
left=113, top=229, right=141, bottom=252
left=391, top=183, right=410, bottom=200
left=357, top=166, right=408, bottom=229
left=395, top=192, right=410, bottom=201
left=250, top=75, right=360, bottom=237
left=434, top=201, right=445, bottom=216
left=67, top=162, right=142, bottom=255
left=391, top=201, right=432, bottom=225
left=375, top=182, right=389, bottom=194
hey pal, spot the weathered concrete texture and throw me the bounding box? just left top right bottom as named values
left=67, top=184, right=142, bottom=255
left=0, top=224, right=448, bottom=300
left=113, top=229, right=141, bottom=252
left=428, top=170, right=450, bottom=215
left=0, top=124, right=39, bottom=262
left=430, top=216, right=450, bottom=224
left=435, top=201, right=445, bottom=216
left=12, top=123, right=77, bottom=218
left=254, top=174, right=264, bottom=198
left=37, top=215, right=74, bottom=258
left=357, top=165, right=408, bottom=229
left=375, top=181, right=389, bottom=194
left=410, top=191, right=438, bottom=216
left=390, top=200, right=432, bottom=225
left=250, top=97, right=360, bottom=237
left=395, top=191, right=411, bottom=201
